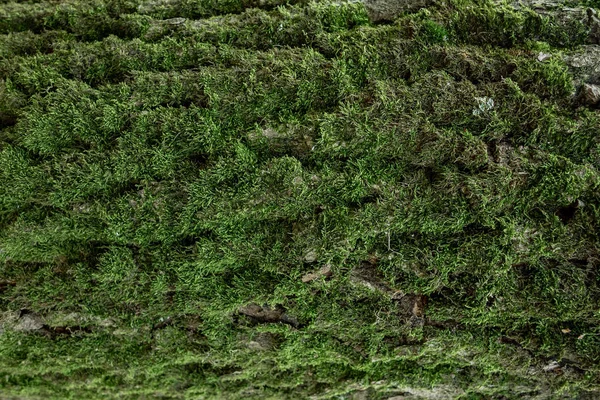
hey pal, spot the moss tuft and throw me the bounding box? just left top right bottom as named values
left=1, top=0, right=600, bottom=398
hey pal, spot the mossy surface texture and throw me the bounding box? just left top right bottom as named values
left=1, top=0, right=600, bottom=398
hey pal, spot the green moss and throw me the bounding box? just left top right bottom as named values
left=1, top=0, right=600, bottom=398
left=448, top=0, right=589, bottom=48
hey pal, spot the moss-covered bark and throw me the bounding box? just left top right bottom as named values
left=1, top=0, right=600, bottom=398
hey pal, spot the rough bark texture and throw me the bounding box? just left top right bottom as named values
left=1, top=0, right=600, bottom=398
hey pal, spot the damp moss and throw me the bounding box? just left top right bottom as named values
left=1, top=0, right=600, bottom=398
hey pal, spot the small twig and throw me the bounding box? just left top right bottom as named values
left=386, top=230, right=399, bottom=254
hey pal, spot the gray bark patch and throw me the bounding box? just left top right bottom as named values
left=14, top=313, right=44, bottom=332
left=363, top=0, right=433, bottom=22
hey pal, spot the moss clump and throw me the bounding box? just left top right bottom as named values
left=1, top=0, right=600, bottom=398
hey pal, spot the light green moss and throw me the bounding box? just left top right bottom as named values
left=1, top=0, right=600, bottom=398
